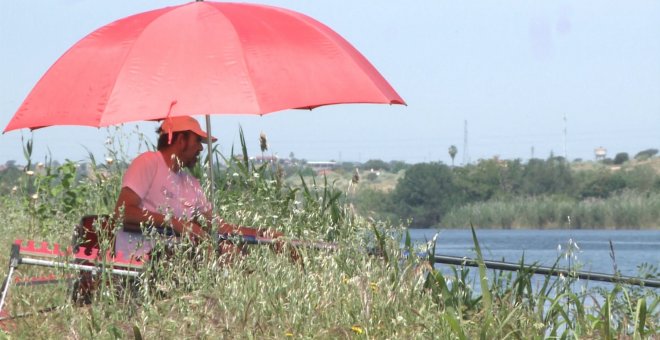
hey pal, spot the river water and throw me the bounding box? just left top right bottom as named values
left=407, top=228, right=660, bottom=281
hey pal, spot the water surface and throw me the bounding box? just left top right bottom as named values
left=407, top=229, right=660, bottom=278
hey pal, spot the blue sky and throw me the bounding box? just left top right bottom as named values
left=1, top=1, right=658, bottom=165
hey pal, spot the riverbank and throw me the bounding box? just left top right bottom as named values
left=440, top=191, right=660, bottom=229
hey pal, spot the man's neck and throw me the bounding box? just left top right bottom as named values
left=159, top=149, right=181, bottom=172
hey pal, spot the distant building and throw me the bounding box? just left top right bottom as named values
left=306, top=161, right=337, bottom=174
left=594, top=147, right=607, bottom=160
left=252, top=155, right=279, bottom=164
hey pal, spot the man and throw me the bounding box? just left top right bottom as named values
left=114, top=116, right=268, bottom=258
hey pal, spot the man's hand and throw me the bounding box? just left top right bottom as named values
left=174, top=219, right=209, bottom=243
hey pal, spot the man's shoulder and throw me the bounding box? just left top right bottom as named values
left=125, top=151, right=164, bottom=177
left=131, top=151, right=162, bottom=166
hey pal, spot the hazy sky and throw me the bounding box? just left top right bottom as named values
left=1, top=1, right=658, bottom=165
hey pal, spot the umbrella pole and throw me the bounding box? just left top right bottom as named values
left=205, top=115, right=215, bottom=215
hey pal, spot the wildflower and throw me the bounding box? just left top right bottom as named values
left=253, top=173, right=260, bottom=178
left=31, top=193, right=38, bottom=200
left=341, top=275, right=349, bottom=284
left=351, top=325, right=364, bottom=335
left=106, top=157, right=114, bottom=165
left=25, top=170, right=35, bottom=176
left=11, top=186, right=17, bottom=193
left=232, top=172, right=239, bottom=177
left=369, top=282, right=378, bottom=292
left=285, top=332, right=294, bottom=337
left=36, top=162, right=44, bottom=169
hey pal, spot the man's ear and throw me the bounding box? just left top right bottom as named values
left=171, top=133, right=185, bottom=148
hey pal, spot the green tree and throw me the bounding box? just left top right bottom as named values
left=520, top=157, right=573, bottom=196
left=389, top=163, right=459, bottom=227
left=448, top=145, right=457, bottom=167
left=451, top=158, right=525, bottom=202
left=634, top=148, right=658, bottom=160
left=388, top=160, right=410, bottom=173
left=579, top=171, right=626, bottom=198
left=361, top=159, right=390, bottom=172
left=613, top=152, right=629, bottom=165
left=0, top=161, right=22, bottom=194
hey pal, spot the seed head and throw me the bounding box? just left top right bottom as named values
left=352, top=168, right=360, bottom=184
left=259, top=132, right=268, bottom=152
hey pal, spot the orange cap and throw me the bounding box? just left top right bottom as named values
left=160, top=116, right=217, bottom=144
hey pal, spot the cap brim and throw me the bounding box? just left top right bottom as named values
left=192, top=129, right=217, bottom=142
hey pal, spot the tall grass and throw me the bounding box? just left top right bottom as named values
left=442, top=191, right=660, bottom=229
left=0, top=132, right=657, bottom=337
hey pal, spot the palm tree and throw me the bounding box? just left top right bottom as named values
left=448, top=145, right=458, bottom=167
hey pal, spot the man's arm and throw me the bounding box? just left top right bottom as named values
left=114, top=187, right=208, bottom=239
left=215, top=218, right=283, bottom=239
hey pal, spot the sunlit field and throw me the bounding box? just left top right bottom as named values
left=0, top=134, right=657, bottom=338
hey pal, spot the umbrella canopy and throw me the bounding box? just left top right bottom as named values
left=4, top=1, right=404, bottom=133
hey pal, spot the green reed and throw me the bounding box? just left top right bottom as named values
left=442, top=192, right=660, bottom=229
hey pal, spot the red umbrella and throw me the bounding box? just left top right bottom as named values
left=3, top=1, right=404, bottom=132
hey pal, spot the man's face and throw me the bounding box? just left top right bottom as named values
left=178, top=132, right=204, bottom=169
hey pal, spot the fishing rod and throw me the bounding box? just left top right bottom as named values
left=234, top=234, right=659, bottom=288
left=229, top=231, right=659, bottom=288
left=430, top=254, right=660, bottom=289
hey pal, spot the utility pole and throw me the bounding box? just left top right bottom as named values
left=563, top=114, right=568, bottom=160
left=462, top=120, right=469, bottom=165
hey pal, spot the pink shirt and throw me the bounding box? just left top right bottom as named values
left=116, top=151, right=210, bottom=258
left=122, top=151, right=209, bottom=219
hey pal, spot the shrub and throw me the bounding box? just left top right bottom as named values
left=613, top=152, right=629, bottom=165
left=634, top=148, right=658, bottom=160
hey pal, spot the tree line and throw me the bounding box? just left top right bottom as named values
left=356, top=152, right=660, bottom=228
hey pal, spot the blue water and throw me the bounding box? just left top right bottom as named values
left=407, top=229, right=660, bottom=280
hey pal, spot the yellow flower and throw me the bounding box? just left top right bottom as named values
left=351, top=325, right=364, bottom=334
left=285, top=331, right=294, bottom=337
left=369, top=282, right=378, bottom=291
